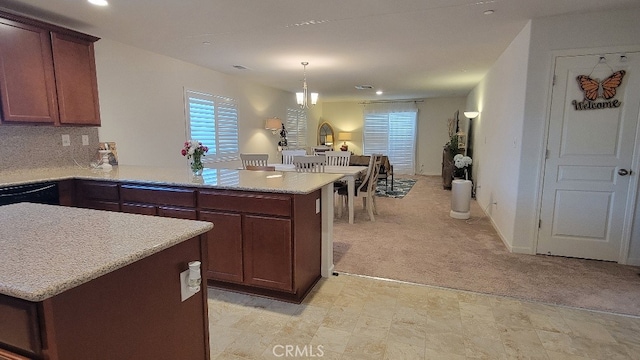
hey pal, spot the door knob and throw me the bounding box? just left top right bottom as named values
left=618, top=169, right=632, bottom=176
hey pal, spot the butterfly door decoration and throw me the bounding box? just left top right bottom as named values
left=577, top=70, right=626, bottom=101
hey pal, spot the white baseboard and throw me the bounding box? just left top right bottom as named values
left=627, top=257, right=640, bottom=266
left=481, top=202, right=534, bottom=255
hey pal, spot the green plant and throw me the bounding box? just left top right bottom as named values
left=445, top=135, right=459, bottom=157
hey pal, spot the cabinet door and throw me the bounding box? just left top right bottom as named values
left=77, top=180, right=119, bottom=211
left=0, top=18, right=58, bottom=123
left=199, top=211, right=243, bottom=283
left=51, top=32, right=100, bottom=125
left=243, top=215, right=293, bottom=292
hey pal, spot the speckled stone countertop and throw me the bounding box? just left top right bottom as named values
left=0, top=165, right=343, bottom=194
left=0, top=203, right=213, bottom=302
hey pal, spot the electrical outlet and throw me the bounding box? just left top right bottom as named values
left=82, top=135, right=89, bottom=146
left=180, top=269, right=198, bottom=302
left=62, top=134, right=71, bottom=146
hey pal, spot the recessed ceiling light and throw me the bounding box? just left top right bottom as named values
left=483, top=9, right=495, bottom=15
left=88, top=0, right=109, bottom=6
left=376, top=90, right=383, bottom=95
left=202, top=41, right=211, bottom=45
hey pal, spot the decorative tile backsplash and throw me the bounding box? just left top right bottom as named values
left=0, top=126, right=100, bottom=171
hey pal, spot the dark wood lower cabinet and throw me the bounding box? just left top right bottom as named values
left=200, top=211, right=244, bottom=284
left=0, top=236, right=209, bottom=360
left=243, top=215, right=293, bottom=292
left=64, top=180, right=322, bottom=303
left=201, top=189, right=322, bottom=302
left=75, top=180, right=119, bottom=211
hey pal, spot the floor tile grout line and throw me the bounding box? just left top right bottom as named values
left=332, top=272, right=640, bottom=319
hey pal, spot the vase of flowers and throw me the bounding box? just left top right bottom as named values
left=453, top=154, right=472, bottom=179
left=181, top=140, right=209, bottom=176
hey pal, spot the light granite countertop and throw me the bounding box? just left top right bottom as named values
left=0, top=202, right=213, bottom=302
left=0, top=165, right=343, bottom=194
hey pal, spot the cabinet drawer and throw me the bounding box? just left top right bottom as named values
left=78, top=181, right=119, bottom=201
left=198, top=191, right=291, bottom=217
left=121, top=185, right=196, bottom=208
left=158, top=206, right=197, bottom=220
left=82, top=200, right=120, bottom=212
left=121, top=203, right=157, bottom=216
left=0, top=295, right=41, bottom=357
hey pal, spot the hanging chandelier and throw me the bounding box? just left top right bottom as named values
left=296, top=62, right=318, bottom=109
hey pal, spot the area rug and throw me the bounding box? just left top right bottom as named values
left=334, top=175, right=640, bottom=316
left=376, top=178, right=416, bottom=198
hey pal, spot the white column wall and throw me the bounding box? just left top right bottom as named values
left=465, top=22, right=531, bottom=252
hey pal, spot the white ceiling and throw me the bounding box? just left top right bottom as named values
left=2, top=0, right=639, bottom=102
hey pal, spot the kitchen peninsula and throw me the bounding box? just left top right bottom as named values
left=0, top=165, right=343, bottom=302
left=0, top=202, right=213, bottom=359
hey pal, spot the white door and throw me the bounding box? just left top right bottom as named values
left=538, top=52, right=640, bottom=261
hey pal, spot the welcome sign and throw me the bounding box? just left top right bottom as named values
left=572, top=70, right=626, bottom=110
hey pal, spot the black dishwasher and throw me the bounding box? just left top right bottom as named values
left=0, top=182, right=60, bottom=206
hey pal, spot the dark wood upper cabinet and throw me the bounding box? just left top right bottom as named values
left=0, top=10, right=100, bottom=126
left=51, top=33, right=100, bottom=125
left=0, top=18, right=58, bottom=124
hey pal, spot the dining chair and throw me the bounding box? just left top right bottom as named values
left=240, top=153, right=269, bottom=169
left=293, top=155, right=325, bottom=173
left=245, top=165, right=276, bottom=171
left=325, top=151, right=350, bottom=166
left=337, top=153, right=383, bottom=221
left=312, top=146, right=331, bottom=155
left=281, top=149, right=307, bottom=164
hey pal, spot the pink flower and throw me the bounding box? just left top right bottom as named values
left=181, top=149, right=187, bottom=156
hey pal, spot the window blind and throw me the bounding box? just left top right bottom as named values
left=363, top=111, right=417, bottom=174
left=186, top=90, right=239, bottom=162
left=286, top=108, right=307, bottom=148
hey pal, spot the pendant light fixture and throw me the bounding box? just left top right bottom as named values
left=296, top=62, right=318, bottom=109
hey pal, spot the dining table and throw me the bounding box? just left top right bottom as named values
left=272, top=164, right=368, bottom=224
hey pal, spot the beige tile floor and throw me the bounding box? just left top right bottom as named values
left=208, top=274, right=640, bottom=360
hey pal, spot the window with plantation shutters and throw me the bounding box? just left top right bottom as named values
left=363, top=108, right=417, bottom=175
left=285, top=108, right=307, bottom=148
left=185, top=90, right=239, bottom=162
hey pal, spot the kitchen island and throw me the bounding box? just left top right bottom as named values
left=0, top=202, right=213, bottom=359
left=0, top=166, right=343, bottom=302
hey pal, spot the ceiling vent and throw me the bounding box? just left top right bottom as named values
left=355, top=85, right=374, bottom=90
left=232, top=65, right=249, bottom=70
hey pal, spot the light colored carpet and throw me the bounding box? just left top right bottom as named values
left=333, top=175, right=640, bottom=316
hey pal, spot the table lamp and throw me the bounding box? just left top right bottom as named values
left=338, top=132, right=352, bottom=151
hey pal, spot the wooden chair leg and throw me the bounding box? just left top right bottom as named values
left=366, top=194, right=375, bottom=222
left=372, top=195, right=378, bottom=215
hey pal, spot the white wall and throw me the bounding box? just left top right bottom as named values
left=418, top=98, right=467, bottom=175
left=466, top=22, right=531, bottom=252
left=94, top=39, right=296, bottom=168
left=469, top=8, right=640, bottom=259
left=320, top=102, right=365, bottom=156
left=320, top=97, right=466, bottom=175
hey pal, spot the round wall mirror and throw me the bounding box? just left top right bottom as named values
left=318, top=122, right=335, bottom=147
